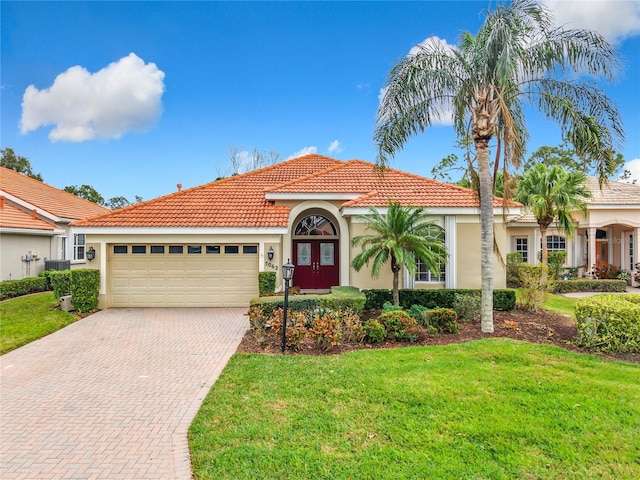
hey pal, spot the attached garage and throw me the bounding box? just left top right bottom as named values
left=108, top=243, right=259, bottom=307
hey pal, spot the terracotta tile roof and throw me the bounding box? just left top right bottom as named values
left=0, top=201, right=57, bottom=231
left=0, top=167, right=109, bottom=220
left=72, top=155, right=517, bottom=229
left=269, top=160, right=516, bottom=208
left=73, top=155, right=342, bottom=228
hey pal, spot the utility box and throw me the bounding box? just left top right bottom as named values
left=60, top=295, right=73, bottom=312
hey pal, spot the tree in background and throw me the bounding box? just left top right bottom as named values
left=1, top=147, right=43, bottom=181
left=516, top=164, right=591, bottom=269
left=63, top=185, right=106, bottom=205
left=374, top=0, right=623, bottom=332
left=523, top=144, right=625, bottom=180
left=351, top=202, right=447, bottom=306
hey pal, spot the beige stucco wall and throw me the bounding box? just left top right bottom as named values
left=455, top=218, right=508, bottom=289
left=0, top=234, right=56, bottom=281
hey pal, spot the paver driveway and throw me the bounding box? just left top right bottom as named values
left=1, top=308, right=248, bottom=480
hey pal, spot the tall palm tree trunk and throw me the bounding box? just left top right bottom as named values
left=476, top=138, right=494, bottom=333
left=539, top=224, right=549, bottom=266
left=392, top=258, right=400, bottom=306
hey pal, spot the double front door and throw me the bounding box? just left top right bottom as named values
left=293, top=240, right=339, bottom=289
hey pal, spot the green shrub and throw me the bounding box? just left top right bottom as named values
left=517, top=264, right=552, bottom=312
left=250, top=286, right=365, bottom=320
left=269, top=308, right=308, bottom=351
left=424, top=308, right=459, bottom=334
left=318, top=286, right=366, bottom=315
left=562, top=267, right=579, bottom=280
left=506, top=252, right=523, bottom=287
left=575, top=294, right=640, bottom=353
left=363, top=319, right=386, bottom=344
left=453, top=293, right=481, bottom=322
left=593, top=262, right=620, bottom=280
left=258, top=271, right=277, bottom=296
left=547, top=250, right=567, bottom=280
left=0, top=277, right=48, bottom=300
left=378, top=310, right=418, bottom=342
left=49, top=270, right=72, bottom=298
left=362, top=289, right=515, bottom=311
left=382, top=301, right=403, bottom=313
left=311, top=311, right=342, bottom=351
left=552, top=279, right=627, bottom=294
left=340, top=309, right=365, bottom=343
left=406, top=304, right=429, bottom=324
left=70, top=269, right=100, bottom=313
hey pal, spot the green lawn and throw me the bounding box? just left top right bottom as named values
left=0, top=292, right=79, bottom=355
left=190, top=339, right=640, bottom=479
left=541, top=293, right=579, bottom=318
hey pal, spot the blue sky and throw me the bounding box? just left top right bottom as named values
left=2, top=1, right=639, bottom=203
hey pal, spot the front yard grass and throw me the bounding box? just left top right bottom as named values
left=190, top=339, right=640, bottom=479
left=0, top=292, right=79, bottom=355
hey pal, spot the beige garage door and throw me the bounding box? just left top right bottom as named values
left=109, top=244, right=259, bottom=307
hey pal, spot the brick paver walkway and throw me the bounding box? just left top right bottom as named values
left=1, top=308, right=248, bottom=480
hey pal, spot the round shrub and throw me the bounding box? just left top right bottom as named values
left=363, top=319, right=386, bottom=344
left=379, top=310, right=418, bottom=342
left=575, top=294, right=640, bottom=353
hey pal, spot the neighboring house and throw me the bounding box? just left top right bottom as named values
left=72, top=154, right=521, bottom=309
left=508, top=177, right=640, bottom=285
left=0, top=167, right=109, bottom=281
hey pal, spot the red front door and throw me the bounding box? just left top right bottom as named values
left=293, top=240, right=339, bottom=289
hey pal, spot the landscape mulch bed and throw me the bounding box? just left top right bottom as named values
left=236, top=309, right=639, bottom=364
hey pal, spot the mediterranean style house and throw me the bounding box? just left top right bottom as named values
left=508, top=177, right=640, bottom=285
left=72, top=154, right=521, bottom=308
left=0, top=166, right=109, bottom=281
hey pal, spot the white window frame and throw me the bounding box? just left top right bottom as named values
left=545, top=235, right=566, bottom=252
left=513, top=235, right=529, bottom=263
left=415, top=227, right=446, bottom=283
left=73, top=234, right=86, bottom=261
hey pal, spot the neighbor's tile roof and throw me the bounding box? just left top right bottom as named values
left=584, top=177, right=640, bottom=205
left=0, top=167, right=109, bottom=220
left=511, top=177, right=640, bottom=224
left=0, top=201, right=57, bottom=231
left=72, top=154, right=516, bottom=228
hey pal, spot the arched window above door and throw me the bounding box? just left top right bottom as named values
left=294, top=215, right=337, bottom=236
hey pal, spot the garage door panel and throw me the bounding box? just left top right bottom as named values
left=109, top=245, right=259, bottom=307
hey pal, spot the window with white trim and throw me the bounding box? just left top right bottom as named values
left=73, top=234, right=85, bottom=261
left=545, top=235, right=566, bottom=251
left=415, top=228, right=446, bottom=282
left=514, top=236, right=528, bottom=263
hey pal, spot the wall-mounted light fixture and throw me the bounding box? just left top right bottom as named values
left=267, top=246, right=275, bottom=261
left=86, top=247, right=96, bottom=262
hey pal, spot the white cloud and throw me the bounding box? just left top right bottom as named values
left=286, top=146, right=317, bottom=160
left=378, top=36, right=455, bottom=127
left=20, top=53, right=165, bottom=142
left=620, top=158, right=640, bottom=183
left=327, top=140, right=342, bottom=154
left=542, top=0, right=640, bottom=44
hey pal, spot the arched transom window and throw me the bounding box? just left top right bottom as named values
left=294, top=215, right=337, bottom=236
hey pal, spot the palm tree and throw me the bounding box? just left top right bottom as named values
left=374, top=0, right=623, bottom=332
left=516, top=164, right=591, bottom=267
left=351, top=202, right=447, bottom=306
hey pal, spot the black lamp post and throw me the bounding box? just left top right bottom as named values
left=281, top=259, right=295, bottom=353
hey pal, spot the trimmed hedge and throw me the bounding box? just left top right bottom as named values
left=49, top=270, right=72, bottom=298
left=70, top=269, right=100, bottom=313
left=553, top=279, right=627, bottom=294
left=249, top=286, right=366, bottom=321
left=0, top=277, right=48, bottom=300
left=362, top=288, right=515, bottom=312
left=258, top=271, right=277, bottom=296
left=575, top=294, right=640, bottom=353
